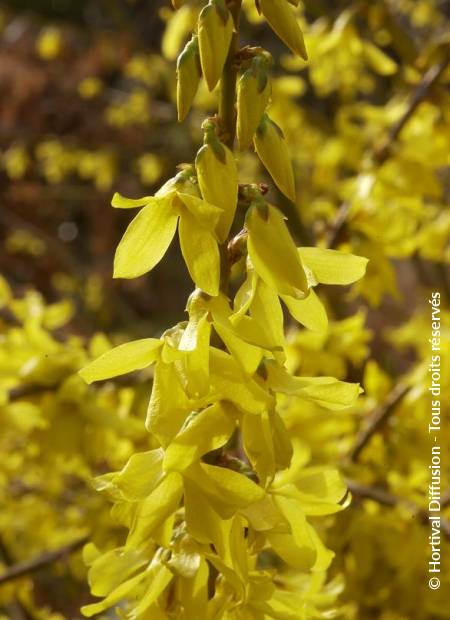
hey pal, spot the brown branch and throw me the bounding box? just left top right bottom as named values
left=325, top=201, right=352, bottom=249
left=0, top=535, right=89, bottom=587
left=373, top=57, right=449, bottom=165
left=347, top=479, right=450, bottom=541
left=441, top=488, right=450, bottom=510
left=7, top=384, right=54, bottom=402
left=348, top=382, right=410, bottom=463
left=326, top=57, right=449, bottom=248
left=0, top=539, right=35, bottom=620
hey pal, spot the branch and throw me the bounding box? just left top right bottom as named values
left=0, top=535, right=89, bottom=586
left=347, top=479, right=450, bottom=541
left=0, top=539, right=35, bottom=620
left=441, top=488, right=450, bottom=510
left=348, top=382, right=410, bottom=463
left=373, top=57, right=449, bottom=164
left=326, top=57, right=449, bottom=248
left=325, top=201, right=351, bottom=249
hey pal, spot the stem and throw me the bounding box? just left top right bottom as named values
left=347, top=383, right=410, bottom=464
left=0, top=535, right=89, bottom=586
left=326, top=57, right=449, bottom=248
left=218, top=1, right=242, bottom=293
left=347, top=479, right=450, bottom=541
left=219, top=0, right=242, bottom=149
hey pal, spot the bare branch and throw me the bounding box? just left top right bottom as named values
left=441, top=488, right=450, bottom=510
left=326, top=57, right=449, bottom=248
left=0, top=536, right=89, bottom=586
left=348, top=383, right=410, bottom=463
left=347, top=479, right=450, bottom=541
left=373, top=57, right=450, bottom=164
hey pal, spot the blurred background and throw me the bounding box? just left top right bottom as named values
left=0, top=0, right=449, bottom=619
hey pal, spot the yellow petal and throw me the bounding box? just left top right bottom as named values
left=249, top=278, right=285, bottom=350
left=247, top=204, right=308, bottom=298
left=274, top=467, right=347, bottom=516
left=363, top=41, right=397, bottom=76
left=163, top=402, right=236, bottom=471
left=214, top=321, right=263, bottom=375
left=127, top=472, right=183, bottom=547
left=133, top=563, right=173, bottom=617
left=179, top=209, right=220, bottom=296
left=265, top=361, right=361, bottom=410
left=85, top=546, right=148, bottom=598
left=298, top=247, right=368, bottom=285
left=241, top=412, right=276, bottom=485
left=113, top=449, right=164, bottom=500
left=184, top=478, right=229, bottom=554
left=210, top=347, right=274, bottom=414
left=186, top=461, right=265, bottom=516
left=281, top=288, right=328, bottom=332
left=146, top=361, right=191, bottom=446
left=177, top=192, right=223, bottom=230
left=178, top=310, right=211, bottom=398
left=111, top=192, right=152, bottom=208
left=81, top=570, right=147, bottom=617
left=178, top=557, right=209, bottom=619
left=270, top=495, right=316, bottom=569
left=114, top=195, right=179, bottom=279
left=79, top=338, right=162, bottom=384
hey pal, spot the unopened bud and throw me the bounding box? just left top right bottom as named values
left=177, top=36, right=202, bottom=121
left=236, top=53, right=272, bottom=151
left=254, top=113, right=296, bottom=202
left=198, top=0, right=234, bottom=91
left=259, top=0, right=307, bottom=59
left=195, top=122, right=239, bottom=242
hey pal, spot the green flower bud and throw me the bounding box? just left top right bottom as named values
left=198, top=0, right=234, bottom=91
left=259, top=0, right=307, bottom=60
left=254, top=113, right=296, bottom=202
left=236, top=53, right=272, bottom=151
left=177, top=35, right=202, bottom=122
left=195, top=120, right=238, bottom=242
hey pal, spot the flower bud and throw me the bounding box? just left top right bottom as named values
left=259, top=0, right=307, bottom=60
left=198, top=0, right=234, bottom=91
left=195, top=121, right=238, bottom=242
left=176, top=36, right=202, bottom=121
left=236, top=54, right=272, bottom=151
left=254, top=113, right=296, bottom=202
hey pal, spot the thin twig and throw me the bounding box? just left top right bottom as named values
left=326, top=57, right=449, bottom=248
left=0, top=539, right=35, bottom=620
left=373, top=57, right=450, bottom=164
left=348, top=383, right=410, bottom=463
left=441, top=488, right=450, bottom=509
left=347, top=479, right=450, bottom=541
left=0, top=535, right=89, bottom=587
left=325, top=201, right=351, bottom=249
